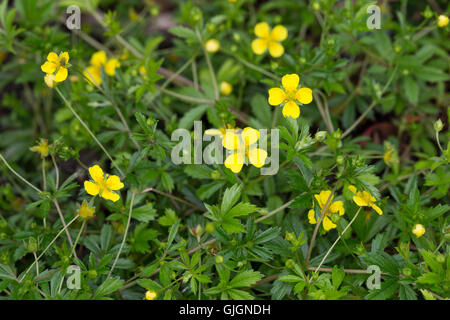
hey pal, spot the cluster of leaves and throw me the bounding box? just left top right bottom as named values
left=0, top=0, right=449, bottom=300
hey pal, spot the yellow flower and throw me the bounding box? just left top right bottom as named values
left=251, top=22, right=287, bottom=58
left=205, top=39, right=220, bottom=53
left=224, top=127, right=268, bottom=173
left=128, top=8, right=140, bottom=22
left=437, top=15, right=449, bottom=28
left=139, top=65, right=147, bottom=75
left=308, top=190, right=345, bottom=231
left=348, top=185, right=382, bottom=215
left=84, top=165, right=124, bottom=202
left=220, top=81, right=233, bottom=95
left=383, top=142, right=399, bottom=166
left=205, top=124, right=241, bottom=150
left=41, top=51, right=69, bottom=83
left=77, top=200, right=95, bottom=219
left=412, top=224, right=425, bottom=238
left=30, top=139, right=50, bottom=158
left=104, top=58, right=120, bottom=76
left=268, top=74, right=313, bottom=119
left=90, top=51, right=107, bottom=68
left=145, top=290, right=157, bottom=300
left=83, top=65, right=102, bottom=86
left=84, top=51, right=120, bottom=85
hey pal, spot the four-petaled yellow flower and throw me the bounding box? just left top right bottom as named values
left=412, top=224, right=425, bottom=238
left=251, top=22, right=287, bottom=58
left=437, top=15, right=449, bottom=28
left=145, top=290, right=157, bottom=300
left=224, top=127, right=268, bottom=173
left=308, top=190, right=345, bottom=231
left=84, top=165, right=124, bottom=202
left=348, top=185, right=382, bottom=215
left=77, top=200, right=95, bottom=219
left=30, top=139, right=50, bottom=158
left=41, top=52, right=70, bottom=87
left=83, top=51, right=120, bottom=86
left=268, top=74, right=313, bottom=119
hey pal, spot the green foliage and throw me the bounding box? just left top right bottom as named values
left=0, top=0, right=448, bottom=301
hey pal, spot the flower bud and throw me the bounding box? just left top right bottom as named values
left=205, top=222, right=215, bottom=233
left=285, top=259, right=295, bottom=269
left=88, top=269, right=98, bottom=279
left=315, top=131, right=327, bottom=142
left=215, top=255, right=224, bottom=264
left=434, top=119, right=443, bottom=132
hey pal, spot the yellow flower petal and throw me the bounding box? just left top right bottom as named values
left=106, top=175, right=124, bottom=191
left=89, top=165, right=104, bottom=184
left=251, top=39, right=268, bottom=55
left=268, top=88, right=286, bottom=106
left=296, top=87, right=313, bottom=104
left=348, top=185, right=357, bottom=194
left=268, top=41, right=284, bottom=58
left=330, top=200, right=345, bottom=216
left=44, top=74, right=56, bottom=88
left=241, top=127, right=259, bottom=147
left=222, top=130, right=241, bottom=150
left=271, top=25, right=288, bottom=41
left=84, top=181, right=100, bottom=196
left=308, top=209, right=317, bottom=224
left=316, top=190, right=333, bottom=208
left=90, top=51, right=107, bottom=67
left=224, top=152, right=244, bottom=173
left=54, top=67, right=68, bottom=82
left=353, top=195, right=369, bottom=207
left=323, top=216, right=337, bottom=231
left=101, top=189, right=120, bottom=202
left=41, top=61, right=57, bottom=74
left=84, top=66, right=102, bottom=86
left=205, top=129, right=222, bottom=136
left=47, top=52, right=59, bottom=63
left=282, top=74, right=300, bottom=92
left=105, top=58, right=120, bottom=76
left=248, top=148, right=267, bottom=168
left=59, top=52, right=69, bottom=65
left=370, top=203, right=383, bottom=215
left=282, top=100, right=300, bottom=119
left=412, top=224, right=425, bottom=238
left=254, top=22, right=270, bottom=38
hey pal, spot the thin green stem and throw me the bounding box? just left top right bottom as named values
left=55, top=87, right=124, bottom=177
left=70, top=220, right=86, bottom=259
left=314, top=207, right=362, bottom=273
left=305, top=185, right=337, bottom=267
left=0, top=153, right=42, bottom=194
left=52, top=199, right=77, bottom=258
left=107, top=192, right=136, bottom=279
left=41, top=159, right=46, bottom=191
left=20, top=215, right=78, bottom=282
left=196, top=29, right=219, bottom=100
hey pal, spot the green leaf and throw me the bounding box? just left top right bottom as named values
left=332, top=266, right=345, bottom=288
left=229, top=270, right=263, bottom=288
left=167, top=219, right=180, bottom=248
left=419, top=250, right=443, bottom=274
left=221, top=184, right=242, bottom=214
left=225, top=202, right=257, bottom=218
left=93, top=277, right=124, bottom=298
left=227, top=288, right=255, bottom=300
left=365, top=278, right=398, bottom=300
left=416, top=272, right=441, bottom=284
left=179, top=105, right=209, bottom=129
left=403, top=76, right=419, bottom=105
left=221, top=218, right=245, bottom=234
left=132, top=203, right=157, bottom=223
